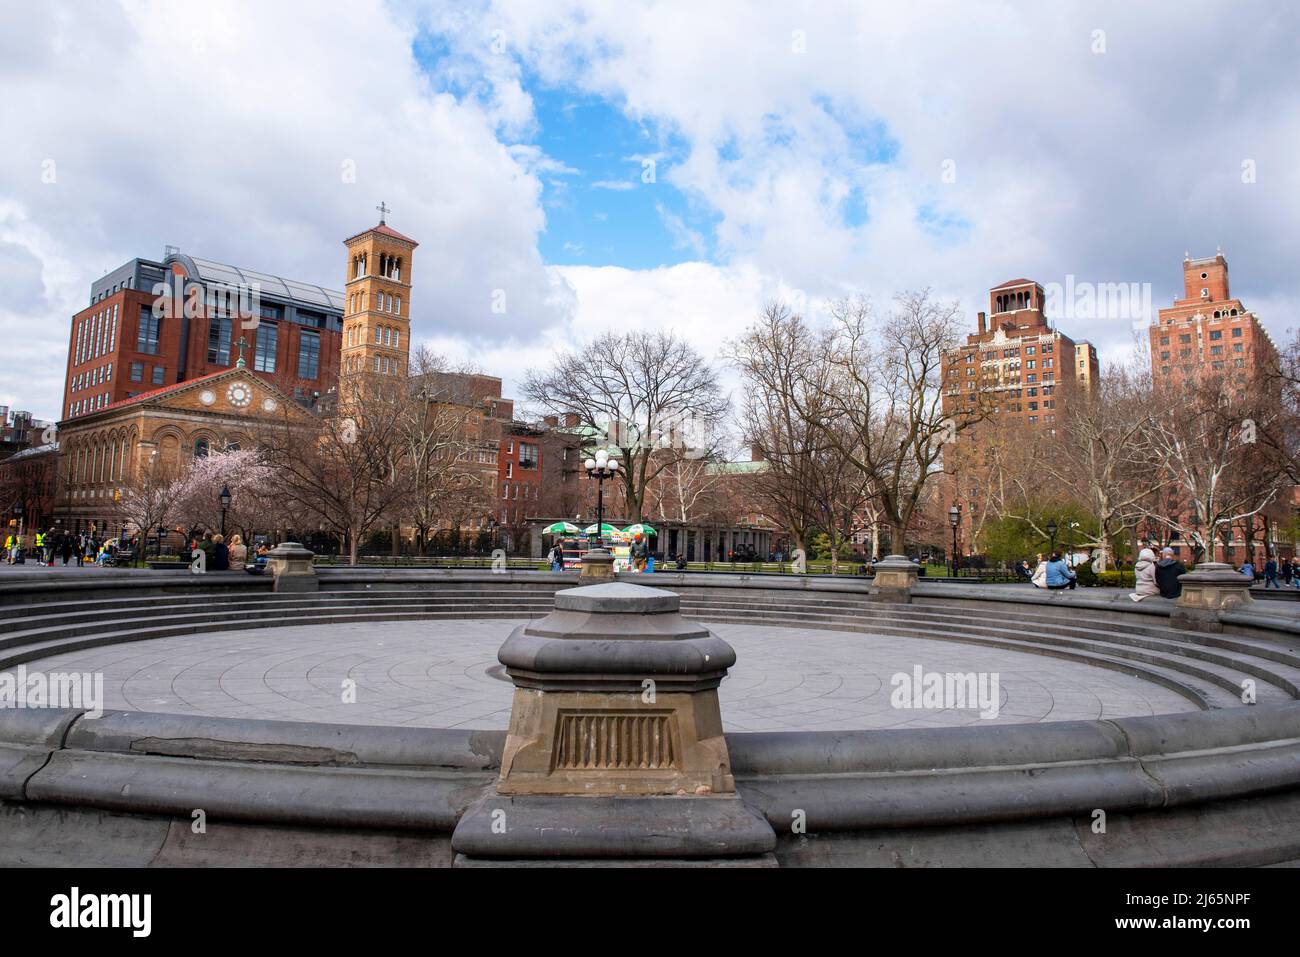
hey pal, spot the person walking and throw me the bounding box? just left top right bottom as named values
left=1282, top=558, right=1294, bottom=586
left=1044, top=552, right=1076, bottom=590
left=1264, top=556, right=1280, bottom=589
left=228, top=534, right=247, bottom=571
left=60, top=533, right=72, bottom=566
left=1154, top=547, right=1187, bottom=599
left=1129, top=547, right=1160, bottom=601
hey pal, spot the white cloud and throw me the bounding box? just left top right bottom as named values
left=5, top=0, right=1300, bottom=423
left=0, top=0, right=566, bottom=419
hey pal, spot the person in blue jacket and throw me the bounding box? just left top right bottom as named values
left=1044, top=551, right=1077, bottom=590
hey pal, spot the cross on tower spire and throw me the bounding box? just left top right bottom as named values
left=235, top=335, right=248, bottom=369
left=376, top=201, right=390, bottom=224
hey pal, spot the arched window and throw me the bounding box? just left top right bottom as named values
left=194, top=438, right=209, bottom=458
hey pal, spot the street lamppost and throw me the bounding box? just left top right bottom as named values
left=12, top=500, right=24, bottom=559
left=948, top=505, right=960, bottom=578
left=1220, top=522, right=1233, bottom=567
left=219, top=485, right=231, bottom=538
left=583, top=449, right=620, bottom=549
left=1046, top=518, right=1058, bottom=559
left=156, top=525, right=166, bottom=561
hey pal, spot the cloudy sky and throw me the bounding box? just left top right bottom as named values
left=2, top=0, right=1298, bottom=423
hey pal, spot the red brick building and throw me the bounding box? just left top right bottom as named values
left=941, top=278, right=1100, bottom=548
left=1147, top=252, right=1286, bottom=564
left=63, top=249, right=343, bottom=421
left=1148, top=251, right=1277, bottom=390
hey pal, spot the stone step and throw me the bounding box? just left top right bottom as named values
left=677, top=605, right=1290, bottom=706
left=2, top=591, right=1294, bottom=710
left=0, top=594, right=556, bottom=636
left=772, top=603, right=1300, bottom=691
left=683, top=611, right=1232, bottom=709
left=678, top=598, right=1300, bottom=678
left=678, top=602, right=1297, bottom=703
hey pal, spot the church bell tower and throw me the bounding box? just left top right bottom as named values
left=342, top=202, right=417, bottom=381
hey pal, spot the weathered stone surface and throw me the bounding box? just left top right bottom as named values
left=1171, top=561, right=1254, bottom=632
left=869, top=554, right=920, bottom=603
left=578, top=548, right=616, bottom=582
left=0, top=707, right=84, bottom=799
left=494, top=582, right=739, bottom=796
left=450, top=793, right=776, bottom=859
left=267, top=541, right=318, bottom=593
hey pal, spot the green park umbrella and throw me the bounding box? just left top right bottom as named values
left=583, top=523, right=620, bottom=536
left=623, top=523, right=657, bottom=537
left=542, top=521, right=580, bottom=535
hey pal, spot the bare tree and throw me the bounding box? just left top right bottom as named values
left=260, top=374, right=412, bottom=565
left=801, top=291, right=974, bottom=552
left=522, top=330, right=728, bottom=523
left=991, top=365, right=1153, bottom=571
left=1137, top=371, right=1286, bottom=562
left=402, top=347, right=496, bottom=554
left=113, top=450, right=186, bottom=544
left=726, top=303, right=827, bottom=557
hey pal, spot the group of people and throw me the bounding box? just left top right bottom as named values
left=1015, top=547, right=1190, bottom=601
left=4, top=528, right=132, bottom=567
left=1252, top=557, right=1300, bottom=589
left=546, top=533, right=657, bottom=573
left=190, top=532, right=268, bottom=571
left=1128, top=547, right=1189, bottom=601
left=1016, top=552, right=1080, bottom=590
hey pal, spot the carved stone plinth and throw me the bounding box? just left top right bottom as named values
left=870, top=554, right=920, bottom=603
left=450, top=581, right=776, bottom=863
left=494, top=582, right=735, bottom=796
left=579, top=548, right=616, bottom=582
left=1170, top=562, right=1254, bottom=632
left=266, top=542, right=317, bottom=593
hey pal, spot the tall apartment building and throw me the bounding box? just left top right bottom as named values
left=1149, top=251, right=1277, bottom=390
left=62, top=249, right=343, bottom=420
left=1147, top=252, right=1285, bottom=564
left=941, top=278, right=1100, bottom=549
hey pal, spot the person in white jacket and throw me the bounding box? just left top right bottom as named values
left=1030, top=553, right=1048, bottom=588
left=1129, top=547, right=1160, bottom=601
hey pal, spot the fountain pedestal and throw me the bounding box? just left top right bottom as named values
left=450, top=582, right=775, bottom=865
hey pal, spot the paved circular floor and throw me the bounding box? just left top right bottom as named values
left=29, top=619, right=1195, bottom=731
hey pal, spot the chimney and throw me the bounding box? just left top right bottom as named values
left=977, top=311, right=986, bottom=335
left=543, top=414, right=559, bottom=428
left=563, top=412, right=580, bottom=428
left=750, top=445, right=765, bottom=462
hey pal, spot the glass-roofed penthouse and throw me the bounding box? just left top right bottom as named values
left=66, top=248, right=344, bottom=418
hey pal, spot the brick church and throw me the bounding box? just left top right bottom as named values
left=50, top=210, right=448, bottom=535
